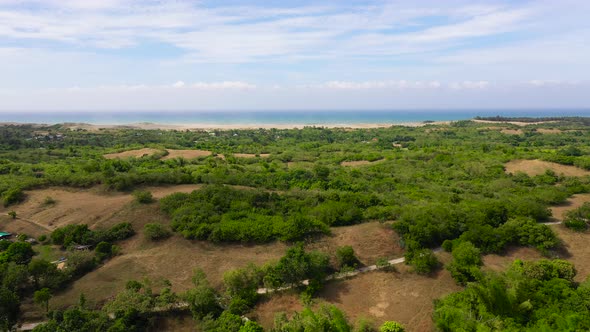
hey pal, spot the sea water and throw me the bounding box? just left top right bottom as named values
left=1, top=110, right=589, bottom=126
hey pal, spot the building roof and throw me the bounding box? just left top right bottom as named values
left=0, top=232, right=12, bottom=237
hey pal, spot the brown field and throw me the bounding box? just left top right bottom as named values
left=500, top=129, right=523, bottom=135
left=0, top=188, right=134, bottom=231
left=536, top=128, right=562, bottom=134
left=233, top=153, right=271, bottom=158
left=161, top=149, right=213, bottom=160
left=104, top=148, right=162, bottom=159
left=550, top=225, right=590, bottom=281
left=482, top=247, right=543, bottom=273
left=340, top=159, right=383, bottom=167
left=306, top=222, right=402, bottom=266
left=504, top=159, right=590, bottom=177
left=550, top=193, right=590, bottom=221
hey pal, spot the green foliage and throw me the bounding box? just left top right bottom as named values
left=7, top=211, right=16, bottom=219
left=223, top=263, right=262, bottom=314
left=51, top=222, right=134, bottom=248
left=185, top=269, right=222, bottom=320
left=132, top=190, right=153, bottom=204
left=434, top=259, right=590, bottom=332
left=446, top=241, right=482, bottom=285
left=379, top=321, right=405, bottom=332
left=143, top=223, right=171, bottom=241
left=33, top=288, right=52, bottom=312
left=95, top=242, right=113, bottom=261
left=406, top=249, right=439, bottom=275
left=272, top=305, right=352, bottom=332
left=2, top=187, right=25, bottom=207
left=28, top=259, right=64, bottom=289
left=0, top=241, right=35, bottom=265
left=0, top=287, right=20, bottom=330
left=336, top=246, right=360, bottom=270
left=42, top=196, right=56, bottom=206
left=263, top=244, right=330, bottom=290
left=564, top=202, right=590, bottom=231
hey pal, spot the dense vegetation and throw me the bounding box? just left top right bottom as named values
left=434, top=259, right=590, bottom=331
left=2, top=118, right=590, bottom=330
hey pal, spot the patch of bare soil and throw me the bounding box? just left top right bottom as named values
left=500, top=129, right=523, bottom=135
left=550, top=225, right=590, bottom=282
left=50, top=203, right=288, bottom=309
left=550, top=193, right=590, bottom=221
left=253, top=293, right=304, bottom=329
left=536, top=128, right=562, bottom=134
left=504, top=159, right=590, bottom=177
left=482, top=247, right=543, bottom=273
left=0, top=215, right=47, bottom=238
left=307, top=222, right=402, bottom=266
left=104, top=148, right=162, bottom=159
left=143, top=184, right=203, bottom=199
left=319, top=254, right=460, bottom=332
left=162, top=149, right=213, bottom=160
left=340, top=159, right=383, bottom=167
left=233, top=153, right=271, bottom=158
left=0, top=188, right=134, bottom=231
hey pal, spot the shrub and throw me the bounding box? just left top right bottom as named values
left=376, top=258, right=395, bottom=272
left=94, top=241, right=113, bottom=261
left=133, top=190, right=154, bottom=204
left=144, top=223, right=171, bottom=241
left=336, top=245, right=360, bottom=269
left=42, top=196, right=56, bottom=206
left=2, top=187, right=25, bottom=207
left=37, top=235, right=47, bottom=243
left=446, top=241, right=483, bottom=285
left=380, top=321, right=405, bottom=332
left=7, top=211, right=16, bottom=219
left=408, top=249, right=439, bottom=275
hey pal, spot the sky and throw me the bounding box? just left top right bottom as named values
left=0, top=0, right=589, bottom=111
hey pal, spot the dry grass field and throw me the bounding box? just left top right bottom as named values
left=161, top=149, right=213, bottom=160
left=500, top=129, right=523, bottom=135
left=340, top=159, right=383, bottom=167
left=104, top=148, right=163, bottom=159
left=233, top=153, right=271, bottom=158
left=504, top=159, right=590, bottom=177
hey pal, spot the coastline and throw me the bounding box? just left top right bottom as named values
left=0, top=121, right=452, bottom=131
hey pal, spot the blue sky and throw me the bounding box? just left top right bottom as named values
left=0, top=0, right=589, bottom=111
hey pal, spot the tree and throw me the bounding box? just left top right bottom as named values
left=0, top=287, right=20, bottom=330
left=95, top=241, right=113, bottom=261
left=408, top=249, right=439, bottom=275
left=28, top=259, right=63, bottom=289
left=0, top=241, right=35, bottom=264
left=446, top=241, right=482, bottom=285
left=380, top=321, right=405, bottom=332
left=34, top=288, right=52, bottom=313
left=184, top=269, right=222, bottom=320
left=336, top=246, right=360, bottom=269
left=133, top=190, right=153, bottom=204
left=239, top=320, right=264, bottom=332
left=143, top=223, right=171, bottom=241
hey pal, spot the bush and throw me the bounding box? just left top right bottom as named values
left=42, top=196, right=56, bottom=206
left=407, top=249, right=439, bottom=275
left=95, top=241, right=113, bottom=261
left=380, top=321, right=405, bottom=332
left=144, top=223, right=171, bottom=241
left=37, top=235, right=47, bottom=243
left=336, top=245, right=360, bottom=269
left=133, top=190, right=154, bottom=204
left=446, top=241, right=482, bottom=285
left=2, top=187, right=25, bottom=207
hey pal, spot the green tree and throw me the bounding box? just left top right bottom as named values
left=407, top=249, right=439, bottom=275
left=446, top=241, right=482, bottom=285
left=336, top=246, right=360, bottom=269
left=0, top=287, right=20, bottom=330
left=380, top=321, right=405, bottom=332
left=143, top=223, right=171, bottom=241
left=34, top=288, right=52, bottom=313
left=184, top=269, right=222, bottom=320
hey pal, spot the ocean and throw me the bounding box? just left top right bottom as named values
left=1, top=110, right=589, bottom=126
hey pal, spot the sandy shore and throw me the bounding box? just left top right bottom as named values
left=1, top=121, right=452, bottom=131
left=472, top=119, right=557, bottom=126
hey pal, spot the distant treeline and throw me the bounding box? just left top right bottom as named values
left=474, top=115, right=590, bottom=124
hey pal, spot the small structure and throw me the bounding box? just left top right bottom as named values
left=73, top=244, right=92, bottom=251
left=25, top=238, right=38, bottom=244
left=0, top=232, right=12, bottom=240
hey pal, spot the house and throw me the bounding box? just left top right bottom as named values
left=0, top=232, right=12, bottom=240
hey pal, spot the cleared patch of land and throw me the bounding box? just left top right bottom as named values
left=340, top=159, right=383, bottom=167
left=536, top=128, right=562, bottom=134
left=144, top=184, right=203, bottom=199
left=161, top=149, right=213, bottom=160
left=504, top=159, right=590, bottom=177
left=550, top=225, right=590, bottom=282
left=307, top=222, right=402, bottom=266
left=549, top=193, right=590, bottom=221
left=104, top=148, right=162, bottom=159
left=500, top=129, right=523, bottom=135
left=233, top=153, right=271, bottom=158
left=0, top=188, right=134, bottom=231
left=482, top=247, right=543, bottom=273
